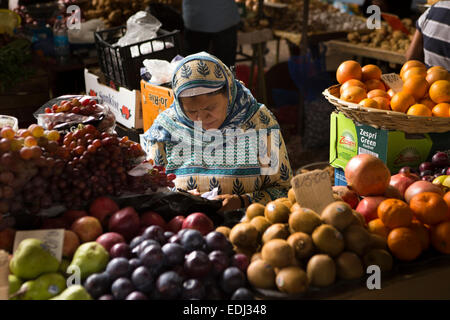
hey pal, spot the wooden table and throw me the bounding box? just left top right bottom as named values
left=325, top=39, right=407, bottom=65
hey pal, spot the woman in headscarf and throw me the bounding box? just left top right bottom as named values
left=143, top=52, right=293, bottom=212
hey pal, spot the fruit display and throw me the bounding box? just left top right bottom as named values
left=6, top=197, right=255, bottom=301
left=37, top=96, right=116, bottom=133
left=227, top=188, right=391, bottom=296
left=0, top=123, right=174, bottom=218
left=347, top=22, right=415, bottom=53
left=335, top=59, right=450, bottom=117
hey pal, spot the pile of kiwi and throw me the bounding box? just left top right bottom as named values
left=216, top=188, right=394, bottom=296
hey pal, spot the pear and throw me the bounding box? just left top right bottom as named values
left=18, top=272, right=66, bottom=300
left=68, top=242, right=109, bottom=280
left=8, top=275, right=23, bottom=300
left=9, top=239, right=60, bottom=280
left=51, top=285, right=92, bottom=300
left=59, top=258, right=71, bottom=276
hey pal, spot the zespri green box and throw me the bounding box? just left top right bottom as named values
left=329, top=112, right=450, bottom=174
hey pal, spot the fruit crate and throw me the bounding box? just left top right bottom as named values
left=94, top=26, right=181, bottom=91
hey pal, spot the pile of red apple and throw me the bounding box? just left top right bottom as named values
left=332, top=154, right=447, bottom=225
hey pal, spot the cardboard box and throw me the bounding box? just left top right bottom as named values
left=140, top=80, right=174, bottom=132
left=329, top=112, right=450, bottom=174
left=84, top=69, right=143, bottom=129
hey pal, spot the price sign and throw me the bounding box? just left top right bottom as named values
left=381, top=73, right=403, bottom=93
left=0, top=250, right=8, bottom=300
left=291, top=169, right=335, bottom=214
left=13, top=229, right=65, bottom=262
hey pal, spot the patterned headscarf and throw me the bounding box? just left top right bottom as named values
left=145, top=52, right=261, bottom=144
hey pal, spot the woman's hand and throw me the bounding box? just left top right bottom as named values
left=214, top=194, right=243, bottom=212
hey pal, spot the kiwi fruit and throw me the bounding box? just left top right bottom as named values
left=287, top=232, right=315, bottom=260
left=276, top=267, right=309, bottom=294
left=351, top=210, right=366, bottom=227
left=321, top=201, right=354, bottom=231
left=216, top=226, right=231, bottom=238
left=344, top=225, right=371, bottom=256
left=312, top=224, right=345, bottom=257
left=246, top=203, right=265, bottom=220
left=247, top=260, right=276, bottom=289
left=275, top=197, right=293, bottom=210
left=306, top=254, right=336, bottom=287
left=251, top=252, right=262, bottom=262
left=288, top=188, right=297, bottom=204
left=262, top=223, right=290, bottom=244
left=250, top=216, right=272, bottom=235
left=264, top=201, right=290, bottom=224
left=261, top=239, right=295, bottom=268
left=290, top=203, right=302, bottom=213
left=363, top=249, right=393, bottom=273
left=229, top=222, right=259, bottom=249
left=335, top=251, right=364, bottom=280
left=288, top=208, right=322, bottom=234
left=367, top=233, right=388, bottom=251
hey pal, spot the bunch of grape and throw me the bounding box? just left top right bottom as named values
left=44, top=97, right=97, bottom=116
left=0, top=124, right=67, bottom=215
left=84, top=226, right=254, bottom=300
left=0, top=123, right=175, bottom=217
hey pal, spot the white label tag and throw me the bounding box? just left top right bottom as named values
left=13, top=229, right=65, bottom=262
left=291, top=169, right=335, bottom=214
left=381, top=73, right=403, bottom=93
left=0, top=250, right=9, bottom=300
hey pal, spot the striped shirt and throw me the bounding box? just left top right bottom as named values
left=416, top=1, right=450, bottom=70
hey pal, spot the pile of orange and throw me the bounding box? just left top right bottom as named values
left=367, top=191, right=450, bottom=261
left=336, top=60, right=450, bottom=117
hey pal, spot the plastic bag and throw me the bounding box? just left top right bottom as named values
left=68, top=19, right=105, bottom=44
left=116, top=11, right=162, bottom=47
left=34, top=95, right=116, bottom=134
left=142, top=58, right=178, bottom=85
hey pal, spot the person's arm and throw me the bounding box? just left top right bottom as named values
left=147, top=141, right=168, bottom=167
left=405, top=29, right=424, bottom=62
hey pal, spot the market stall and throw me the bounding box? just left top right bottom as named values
left=0, top=0, right=450, bottom=303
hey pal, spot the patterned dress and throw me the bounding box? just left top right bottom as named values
left=143, top=52, right=293, bottom=205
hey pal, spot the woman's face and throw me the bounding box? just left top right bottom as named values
left=180, top=92, right=228, bottom=130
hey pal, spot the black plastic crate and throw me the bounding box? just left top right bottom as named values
left=94, top=26, right=181, bottom=90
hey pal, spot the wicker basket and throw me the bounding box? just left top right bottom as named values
left=322, top=84, right=450, bottom=134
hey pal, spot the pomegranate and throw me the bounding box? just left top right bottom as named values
left=345, top=154, right=391, bottom=196
left=404, top=180, right=445, bottom=203
left=167, top=216, right=186, bottom=233
left=181, top=212, right=214, bottom=236
left=89, top=196, right=120, bottom=227
left=355, top=196, right=386, bottom=223
left=384, top=185, right=403, bottom=200
left=108, top=207, right=140, bottom=241
left=332, top=186, right=360, bottom=209
left=140, top=211, right=167, bottom=230
left=96, top=232, right=126, bottom=252
left=389, top=172, right=420, bottom=197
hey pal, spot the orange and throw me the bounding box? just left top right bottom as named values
left=426, top=68, right=449, bottom=85
left=340, top=79, right=366, bottom=95
left=430, top=221, right=450, bottom=254
left=402, top=67, right=427, bottom=82
left=444, top=191, right=450, bottom=219
left=431, top=103, right=450, bottom=117
left=367, top=89, right=390, bottom=100
left=362, top=64, right=382, bottom=81
left=429, top=80, right=450, bottom=103
left=364, top=79, right=386, bottom=91
left=390, top=91, right=416, bottom=113
left=372, top=96, right=391, bottom=110
left=402, top=76, right=429, bottom=100
left=368, top=218, right=389, bottom=238
left=400, top=60, right=426, bottom=79
left=359, top=98, right=379, bottom=109
left=427, top=66, right=447, bottom=74
left=418, top=97, right=436, bottom=110
left=340, top=86, right=367, bottom=103
left=336, top=60, right=362, bottom=84
left=387, top=227, right=422, bottom=261
left=410, top=220, right=430, bottom=251
left=406, top=104, right=432, bottom=116
left=409, top=192, right=449, bottom=226
left=387, top=89, right=396, bottom=98
left=377, top=198, right=413, bottom=229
